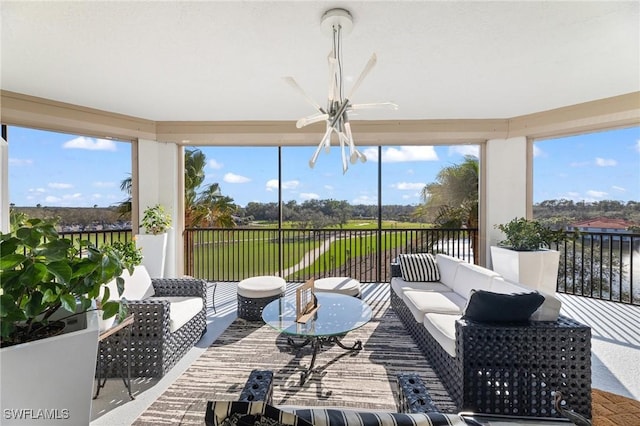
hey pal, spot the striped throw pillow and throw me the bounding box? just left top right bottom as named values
left=398, top=253, right=441, bottom=282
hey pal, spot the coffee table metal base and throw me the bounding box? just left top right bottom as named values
left=287, top=335, right=363, bottom=384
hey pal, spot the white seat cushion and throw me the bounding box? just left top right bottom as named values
left=451, top=263, right=500, bottom=299
left=314, top=277, right=361, bottom=296
left=150, top=296, right=203, bottom=332
left=434, top=254, right=463, bottom=288
left=402, top=290, right=466, bottom=322
left=237, top=276, right=286, bottom=298
left=390, top=277, right=451, bottom=298
left=423, top=313, right=459, bottom=357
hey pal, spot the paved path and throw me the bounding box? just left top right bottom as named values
left=281, top=235, right=338, bottom=278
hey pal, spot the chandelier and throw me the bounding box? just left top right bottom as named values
left=285, top=8, right=397, bottom=173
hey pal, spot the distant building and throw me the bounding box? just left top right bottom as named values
left=568, top=217, right=636, bottom=242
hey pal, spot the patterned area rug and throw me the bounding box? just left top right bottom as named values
left=134, top=297, right=456, bottom=425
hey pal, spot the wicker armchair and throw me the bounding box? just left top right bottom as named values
left=390, top=264, right=592, bottom=419
left=97, top=277, right=207, bottom=378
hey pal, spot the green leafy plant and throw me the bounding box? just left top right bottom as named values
left=0, top=218, right=127, bottom=347
left=495, top=217, right=566, bottom=251
left=104, top=240, right=143, bottom=273
left=140, top=204, right=172, bottom=235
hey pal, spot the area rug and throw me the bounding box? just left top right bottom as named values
left=133, top=297, right=456, bottom=425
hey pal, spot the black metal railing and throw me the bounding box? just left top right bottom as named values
left=184, top=227, right=476, bottom=283
left=58, top=229, right=133, bottom=256
left=555, top=231, right=638, bottom=305
left=55, top=227, right=638, bottom=306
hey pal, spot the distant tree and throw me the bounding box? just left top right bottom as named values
left=184, top=148, right=236, bottom=228
left=115, top=150, right=236, bottom=227
left=416, top=156, right=479, bottom=261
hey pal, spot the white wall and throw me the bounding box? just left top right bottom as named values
left=484, top=136, right=528, bottom=268
left=137, top=139, right=181, bottom=277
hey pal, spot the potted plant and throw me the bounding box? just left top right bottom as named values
left=0, top=217, right=128, bottom=425
left=98, top=240, right=143, bottom=330
left=135, top=204, right=172, bottom=278
left=491, top=217, right=566, bottom=293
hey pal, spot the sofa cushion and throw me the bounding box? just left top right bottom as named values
left=403, top=290, right=467, bottom=322
left=151, top=296, right=203, bottom=332
left=102, top=265, right=155, bottom=302
left=390, top=277, right=451, bottom=298
left=491, top=277, right=562, bottom=321
left=288, top=407, right=471, bottom=426
left=206, top=401, right=312, bottom=426
left=462, top=290, right=545, bottom=323
left=450, top=263, right=500, bottom=299
left=398, top=253, right=440, bottom=282
left=434, top=254, right=463, bottom=288
left=423, top=313, right=459, bottom=358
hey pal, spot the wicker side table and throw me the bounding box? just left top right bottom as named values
left=94, top=314, right=135, bottom=400
left=237, top=276, right=286, bottom=321
left=239, top=370, right=274, bottom=404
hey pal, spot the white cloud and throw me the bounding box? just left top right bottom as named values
left=352, top=195, right=377, bottom=205
left=45, top=196, right=61, bottom=203
left=29, top=188, right=46, bottom=193
left=595, top=157, right=616, bottom=167
left=586, top=190, right=607, bottom=198
left=48, top=182, right=73, bottom=189
left=392, top=182, right=425, bottom=190
left=363, top=146, right=439, bottom=163
left=265, top=179, right=299, bottom=191
left=63, top=193, right=83, bottom=200
left=300, top=192, right=319, bottom=200
left=92, top=193, right=103, bottom=199
left=569, top=161, right=589, bottom=167
left=448, top=145, right=479, bottom=157
left=324, top=185, right=334, bottom=191
left=533, top=145, right=543, bottom=157
left=208, top=159, right=223, bottom=170
left=612, top=185, right=626, bottom=192
left=223, top=172, right=250, bottom=183
left=9, top=158, right=33, bottom=166
left=63, top=136, right=117, bottom=151
left=636, top=140, right=640, bottom=153
left=93, top=181, right=115, bottom=188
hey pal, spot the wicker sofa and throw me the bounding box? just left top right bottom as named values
left=97, top=266, right=207, bottom=377
left=390, top=253, right=592, bottom=420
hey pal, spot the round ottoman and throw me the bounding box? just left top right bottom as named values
left=237, top=276, right=286, bottom=321
left=314, top=277, right=361, bottom=298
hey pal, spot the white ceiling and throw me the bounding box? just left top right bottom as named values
left=1, top=1, right=639, bottom=122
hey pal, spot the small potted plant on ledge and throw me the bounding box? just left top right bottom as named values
left=135, top=204, right=172, bottom=278
left=491, top=217, right=566, bottom=294
left=0, top=217, right=128, bottom=425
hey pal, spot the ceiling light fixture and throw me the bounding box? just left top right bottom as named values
left=285, top=8, right=397, bottom=174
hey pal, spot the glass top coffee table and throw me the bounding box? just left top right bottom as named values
left=262, top=292, right=372, bottom=384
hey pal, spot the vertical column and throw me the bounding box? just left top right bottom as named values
left=0, top=135, right=9, bottom=233
left=137, top=139, right=182, bottom=277
left=484, top=136, right=529, bottom=268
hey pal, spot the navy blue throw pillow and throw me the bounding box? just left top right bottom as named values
left=462, top=290, right=545, bottom=323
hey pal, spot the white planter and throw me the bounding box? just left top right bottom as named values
left=135, top=233, right=168, bottom=278
left=0, top=311, right=100, bottom=425
left=490, top=246, right=560, bottom=294
left=97, top=310, right=116, bottom=332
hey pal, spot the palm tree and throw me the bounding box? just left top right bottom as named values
left=184, top=148, right=237, bottom=227
left=116, top=149, right=236, bottom=227
left=417, top=155, right=479, bottom=261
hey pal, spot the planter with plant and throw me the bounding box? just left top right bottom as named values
left=491, top=217, right=566, bottom=293
left=135, top=204, right=172, bottom=278
left=0, top=217, right=129, bottom=425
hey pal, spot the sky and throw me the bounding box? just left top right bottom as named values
left=5, top=125, right=640, bottom=208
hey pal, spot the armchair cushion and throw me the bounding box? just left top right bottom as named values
left=462, top=289, right=545, bottom=323
left=152, top=296, right=204, bottom=332
left=398, top=253, right=440, bottom=282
